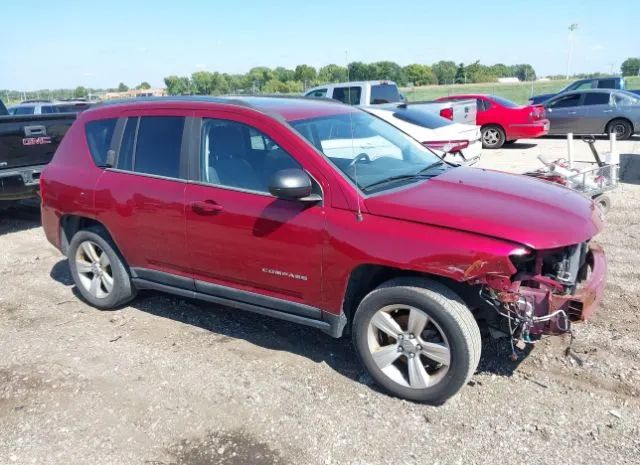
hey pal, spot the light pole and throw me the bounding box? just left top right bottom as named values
left=566, top=23, right=578, bottom=80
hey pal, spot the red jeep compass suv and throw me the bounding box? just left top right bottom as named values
left=41, top=97, right=606, bottom=403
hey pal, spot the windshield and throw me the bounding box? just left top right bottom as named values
left=490, top=95, right=520, bottom=108
left=291, top=111, right=447, bottom=193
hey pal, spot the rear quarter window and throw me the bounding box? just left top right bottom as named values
left=85, top=119, right=117, bottom=167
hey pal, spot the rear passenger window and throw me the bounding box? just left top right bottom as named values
left=333, top=87, right=361, bottom=105
left=597, top=79, right=617, bottom=89
left=134, top=116, right=185, bottom=179
left=370, top=84, right=401, bottom=104
left=85, top=119, right=117, bottom=167
left=583, top=93, right=610, bottom=105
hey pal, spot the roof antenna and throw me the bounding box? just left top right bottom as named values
left=345, top=50, right=363, bottom=222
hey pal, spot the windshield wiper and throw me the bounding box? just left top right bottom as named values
left=416, top=160, right=445, bottom=174
left=361, top=161, right=446, bottom=192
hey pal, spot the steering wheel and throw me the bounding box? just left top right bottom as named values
left=347, top=152, right=371, bottom=168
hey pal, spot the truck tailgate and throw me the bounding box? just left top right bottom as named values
left=450, top=99, right=477, bottom=125
left=0, top=113, right=76, bottom=170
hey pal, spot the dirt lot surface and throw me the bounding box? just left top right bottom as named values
left=2, top=136, right=640, bottom=465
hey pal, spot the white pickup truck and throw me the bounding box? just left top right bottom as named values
left=304, top=80, right=477, bottom=125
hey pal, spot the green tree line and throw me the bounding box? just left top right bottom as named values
left=163, top=61, right=539, bottom=95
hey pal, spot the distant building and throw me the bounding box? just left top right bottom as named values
left=497, top=77, right=520, bottom=84
left=104, top=88, right=166, bottom=100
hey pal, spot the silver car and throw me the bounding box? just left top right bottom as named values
left=544, top=89, right=640, bottom=140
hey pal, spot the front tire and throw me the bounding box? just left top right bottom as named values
left=68, top=227, right=136, bottom=309
left=481, top=125, right=506, bottom=149
left=593, top=194, right=611, bottom=216
left=606, top=119, right=633, bottom=140
left=352, top=278, right=481, bottom=404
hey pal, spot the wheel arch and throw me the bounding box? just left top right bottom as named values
left=480, top=122, right=506, bottom=133
left=341, top=264, right=479, bottom=332
left=59, top=215, right=117, bottom=256
left=605, top=117, right=634, bottom=135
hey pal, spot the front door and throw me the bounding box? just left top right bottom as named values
left=546, top=93, right=583, bottom=134
left=185, top=114, right=326, bottom=310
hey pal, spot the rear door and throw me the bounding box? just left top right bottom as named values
left=94, top=111, right=193, bottom=285
left=185, top=110, right=326, bottom=310
left=582, top=92, right=614, bottom=133
left=545, top=93, right=583, bottom=134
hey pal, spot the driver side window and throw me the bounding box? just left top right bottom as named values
left=548, top=94, right=581, bottom=108
left=200, top=119, right=302, bottom=194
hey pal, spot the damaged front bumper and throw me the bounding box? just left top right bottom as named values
left=483, top=243, right=606, bottom=339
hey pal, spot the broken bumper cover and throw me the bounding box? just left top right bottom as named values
left=521, top=244, right=606, bottom=334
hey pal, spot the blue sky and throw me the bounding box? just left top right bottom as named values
left=1, top=0, right=637, bottom=90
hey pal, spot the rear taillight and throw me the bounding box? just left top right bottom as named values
left=529, top=106, right=545, bottom=121
left=423, top=140, right=469, bottom=152
left=440, top=107, right=454, bottom=120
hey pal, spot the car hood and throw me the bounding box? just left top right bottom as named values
left=364, top=167, right=602, bottom=250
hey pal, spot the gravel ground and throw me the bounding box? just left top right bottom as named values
left=1, top=136, right=640, bottom=465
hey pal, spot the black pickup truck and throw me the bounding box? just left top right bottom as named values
left=1, top=99, right=76, bottom=203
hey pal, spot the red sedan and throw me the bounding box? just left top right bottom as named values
left=436, top=94, right=549, bottom=148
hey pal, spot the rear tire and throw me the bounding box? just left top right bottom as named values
left=68, top=227, right=136, bottom=309
left=352, top=277, right=481, bottom=404
left=606, top=119, right=633, bottom=141
left=481, top=125, right=506, bottom=149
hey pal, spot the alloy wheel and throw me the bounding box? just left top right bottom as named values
left=75, top=240, right=114, bottom=299
left=367, top=304, right=450, bottom=389
left=482, top=128, right=500, bottom=146
left=611, top=123, right=627, bottom=138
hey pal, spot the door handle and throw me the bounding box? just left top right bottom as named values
left=603, top=110, right=613, bottom=113
left=568, top=111, right=577, bottom=115
left=191, top=200, right=223, bottom=215
left=24, top=125, right=46, bottom=137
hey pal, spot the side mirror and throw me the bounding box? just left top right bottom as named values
left=268, top=169, right=320, bottom=202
